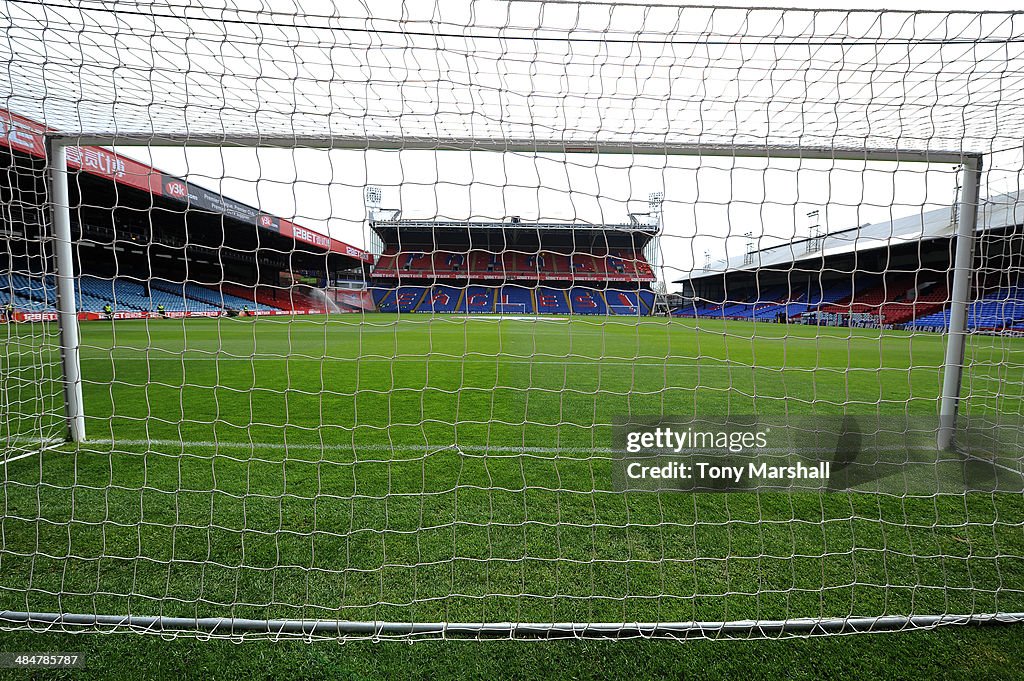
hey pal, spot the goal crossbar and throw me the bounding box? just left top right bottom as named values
left=46, top=134, right=979, bottom=165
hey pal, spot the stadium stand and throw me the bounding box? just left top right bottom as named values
left=419, top=285, right=462, bottom=313
left=567, top=288, right=607, bottom=315
left=676, top=272, right=1024, bottom=331
left=814, top=277, right=946, bottom=325
left=673, top=193, right=1024, bottom=333
left=676, top=280, right=853, bottom=320
left=0, top=107, right=372, bottom=324
left=0, top=273, right=55, bottom=312
left=495, top=285, right=533, bottom=313
left=365, top=284, right=657, bottom=316
left=462, top=286, right=497, bottom=313
left=606, top=290, right=655, bottom=315
left=219, top=283, right=327, bottom=313
left=150, top=279, right=278, bottom=312
left=368, top=216, right=660, bottom=315
left=0, top=273, right=325, bottom=316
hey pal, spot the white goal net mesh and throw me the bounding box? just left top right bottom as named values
left=0, top=2, right=1023, bottom=640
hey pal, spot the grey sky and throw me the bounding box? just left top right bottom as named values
left=5, top=0, right=1022, bottom=285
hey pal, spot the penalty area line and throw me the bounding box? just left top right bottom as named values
left=70, top=438, right=615, bottom=454
left=57, top=438, right=942, bottom=458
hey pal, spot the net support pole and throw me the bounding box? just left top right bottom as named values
left=46, top=139, right=86, bottom=443
left=938, top=156, right=983, bottom=451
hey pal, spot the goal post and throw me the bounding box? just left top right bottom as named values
left=46, top=140, right=85, bottom=444
left=938, top=157, right=983, bottom=451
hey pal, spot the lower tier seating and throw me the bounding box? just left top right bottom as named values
left=1, top=274, right=289, bottom=315
left=370, top=285, right=655, bottom=315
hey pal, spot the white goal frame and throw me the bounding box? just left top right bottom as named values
left=46, top=134, right=983, bottom=451
left=608, top=304, right=642, bottom=316
left=35, top=133, right=998, bottom=637
left=495, top=302, right=528, bottom=315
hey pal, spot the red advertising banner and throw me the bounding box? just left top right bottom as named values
left=66, top=146, right=164, bottom=195
left=12, top=311, right=59, bottom=322
left=4, top=309, right=336, bottom=323
left=0, top=109, right=47, bottom=157
left=0, top=110, right=163, bottom=195
left=278, top=218, right=374, bottom=261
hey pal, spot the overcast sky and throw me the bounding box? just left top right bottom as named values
left=6, top=0, right=1022, bottom=288
left=118, top=146, right=966, bottom=284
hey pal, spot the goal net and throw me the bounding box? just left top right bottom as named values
left=1, top=2, right=1023, bottom=641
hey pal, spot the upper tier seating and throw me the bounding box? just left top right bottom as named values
left=372, top=249, right=655, bottom=281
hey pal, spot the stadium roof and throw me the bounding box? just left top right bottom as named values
left=0, top=108, right=372, bottom=263
left=369, top=217, right=659, bottom=252
left=677, top=191, right=1024, bottom=284
left=370, top=219, right=657, bottom=232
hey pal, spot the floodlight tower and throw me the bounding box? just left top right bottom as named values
left=365, top=185, right=382, bottom=221
left=744, top=231, right=755, bottom=266
left=643, top=192, right=665, bottom=290
left=806, top=210, right=822, bottom=254
left=364, top=186, right=383, bottom=257
left=648, top=192, right=664, bottom=230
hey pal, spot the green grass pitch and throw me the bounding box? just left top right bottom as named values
left=1, top=314, right=1023, bottom=635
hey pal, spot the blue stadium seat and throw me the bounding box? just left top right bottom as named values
left=912, top=286, right=1024, bottom=330
left=378, top=286, right=428, bottom=312
left=496, top=286, right=533, bottom=313
left=536, top=288, right=570, bottom=314
left=463, top=286, right=495, bottom=313
left=569, top=287, right=607, bottom=315
left=606, top=290, right=644, bottom=315
left=156, top=280, right=277, bottom=312
left=637, top=291, right=655, bottom=314
left=370, top=287, right=394, bottom=308
left=422, top=285, right=462, bottom=313
left=150, top=279, right=244, bottom=313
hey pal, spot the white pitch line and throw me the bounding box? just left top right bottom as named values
left=65, top=438, right=615, bottom=454
left=3, top=449, right=50, bottom=465
left=7, top=438, right=952, bottom=458
left=67, top=357, right=760, bottom=370
left=2, top=438, right=73, bottom=464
